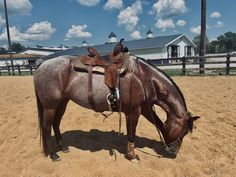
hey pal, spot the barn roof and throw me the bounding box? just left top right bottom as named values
left=46, top=33, right=195, bottom=59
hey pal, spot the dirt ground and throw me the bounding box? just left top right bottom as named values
left=0, top=76, right=235, bottom=177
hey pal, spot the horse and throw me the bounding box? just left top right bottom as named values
left=34, top=44, right=200, bottom=161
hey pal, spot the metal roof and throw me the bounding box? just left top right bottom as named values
left=21, top=47, right=64, bottom=52
left=46, top=34, right=194, bottom=59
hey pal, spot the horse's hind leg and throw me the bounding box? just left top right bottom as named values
left=43, top=109, right=61, bottom=161
left=53, top=99, right=70, bottom=153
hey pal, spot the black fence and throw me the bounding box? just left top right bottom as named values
left=0, top=65, right=37, bottom=76
left=0, top=53, right=236, bottom=76
left=147, top=53, right=236, bottom=75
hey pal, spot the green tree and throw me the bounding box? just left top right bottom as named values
left=11, top=42, right=25, bottom=53
left=193, top=35, right=210, bottom=54
left=0, top=47, right=7, bottom=54
left=217, top=31, right=236, bottom=52
left=208, top=40, right=218, bottom=53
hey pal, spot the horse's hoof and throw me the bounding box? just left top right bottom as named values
left=125, top=154, right=140, bottom=162
left=50, top=153, right=61, bottom=162
left=62, top=146, right=70, bottom=153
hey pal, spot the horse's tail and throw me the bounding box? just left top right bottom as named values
left=35, top=91, right=48, bottom=156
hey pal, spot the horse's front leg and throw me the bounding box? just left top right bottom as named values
left=125, top=106, right=141, bottom=160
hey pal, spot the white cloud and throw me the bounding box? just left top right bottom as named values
left=65, top=25, right=92, bottom=40
left=104, top=0, right=123, bottom=11
left=190, top=26, right=201, bottom=34
left=152, top=0, right=187, bottom=19
left=129, top=30, right=142, bottom=39
left=0, top=26, right=25, bottom=42
left=0, top=0, right=32, bottom=16
left=210, top=12, right=221, bottom=18
left=142, top=1, right=150, bottom=5
left=76, top=0, right=100, bottom=7
left=117, top=0, right=142, bottom=32
left=215, top=21, right=224, bottom=28
left=155, top=18, right=175, bottom=32
left=0, top=21, right=56, bottom=42
left=26, top=21, right=56, bottom=35
left=148, top=10, right=155, bottom=15
left=0, top=15, right=5, bottom=27
left=176, top=19, right=186, bottom=27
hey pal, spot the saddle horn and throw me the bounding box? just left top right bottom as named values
left=119, top=38, right=124, bottom=44
left=87, top=47, right=99, bottom=57
left=113, top=38, right=124, bottom=56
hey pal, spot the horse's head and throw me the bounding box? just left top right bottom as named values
left=162, top=112, right=200, bottom=155
left=135, top=57, right=200, bottom=157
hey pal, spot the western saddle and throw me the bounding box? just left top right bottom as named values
left=72, top=40, right=129, bottom=111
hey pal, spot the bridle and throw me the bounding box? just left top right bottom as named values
left=135, top=56, right=190, bottom=155
left=163, top=111, right=191, bottom=154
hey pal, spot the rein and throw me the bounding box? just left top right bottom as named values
left=135, top=57, right=168, bottom=148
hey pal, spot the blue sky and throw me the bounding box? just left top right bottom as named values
left=0, top=0, right=235, bottom=47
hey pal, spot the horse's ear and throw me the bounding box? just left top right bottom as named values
left=190, top=116, right=200, bottom=122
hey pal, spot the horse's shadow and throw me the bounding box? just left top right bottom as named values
left=58, top=129, right=176, bottom=159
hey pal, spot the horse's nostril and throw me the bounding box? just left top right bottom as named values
left=163, top=142, right=181, bottom=155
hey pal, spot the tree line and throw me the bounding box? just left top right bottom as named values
left=193, top=31, right=236, bottom=54
left=0, top=42, right=25, bottom=54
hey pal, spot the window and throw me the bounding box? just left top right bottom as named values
left=185, top=46, right=192, bottom=57
left=168, top=45, right=180, bottom=58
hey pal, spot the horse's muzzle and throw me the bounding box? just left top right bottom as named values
left=164, top=145, right=180, bottom=155
left=163, top=139, right=182, bottom=155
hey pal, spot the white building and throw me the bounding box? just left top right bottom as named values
left=0, top=47, right=69, bottom=66
left=20, top=47, right=68, bottom=56
left=47, top=31, right=196, bottom=61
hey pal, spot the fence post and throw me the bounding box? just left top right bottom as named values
left=7, top=66, right=11, bottom=75
left=17, top=65, right=21, bottom=76
left=29, top=65, right=33, bottom=75
left=182, top=57, right=186, bottom=75
left=226, top=53, right=230, bottom=75
left=199, top=56, right=205, bottom=74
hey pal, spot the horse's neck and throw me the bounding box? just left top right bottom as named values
left=139, top=60, right=187, bottom=118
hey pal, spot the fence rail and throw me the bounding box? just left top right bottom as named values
left=147, top=53, right=236, bottom=75
left=0, top=65, right=37, bottom=76
left=0, top=53, right=236, bottom=76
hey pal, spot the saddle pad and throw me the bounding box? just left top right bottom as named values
left=72, top=54, right=129, bottom=75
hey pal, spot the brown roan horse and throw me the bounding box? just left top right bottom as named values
left=34, top=45, right=200, bottom=162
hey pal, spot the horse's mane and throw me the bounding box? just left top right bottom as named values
left=134, top=55, right=187, bottom=110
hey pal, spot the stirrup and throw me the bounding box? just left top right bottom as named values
left=107, top=93, right=118, bottom=112
left=115, top=87, right=120, bottom=100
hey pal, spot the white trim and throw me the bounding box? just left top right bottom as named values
left=165, top=34, right=196, bottom=48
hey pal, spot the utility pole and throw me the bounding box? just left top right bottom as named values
left=4, top=0, right=14, bottom=75
left=199, top=0, right=206, bottom=74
